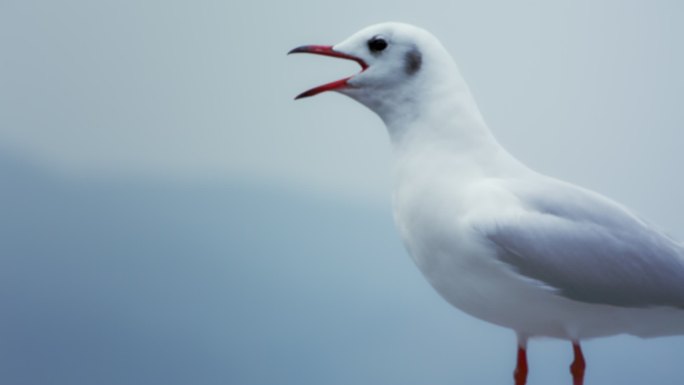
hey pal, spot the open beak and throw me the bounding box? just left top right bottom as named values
left=288, top=45, right=368, bottom=100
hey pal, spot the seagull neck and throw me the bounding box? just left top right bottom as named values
left=383, top=81, right=500, bottom=156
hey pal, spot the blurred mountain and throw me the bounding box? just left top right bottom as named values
left=0, top=152, right=474, bottom=385
left=1, top=152, right=683, bottom=385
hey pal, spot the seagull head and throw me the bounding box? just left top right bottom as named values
left=289, top=23, right=458, bottom=121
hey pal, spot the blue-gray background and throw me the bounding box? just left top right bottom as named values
left=2, top=1, right=684, bottom=384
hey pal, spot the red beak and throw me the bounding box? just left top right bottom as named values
left=288, top=45, right=368, bottom=100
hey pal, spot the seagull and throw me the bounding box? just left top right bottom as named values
left=289, top=22, right=684, bottom=385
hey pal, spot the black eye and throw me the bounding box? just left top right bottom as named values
left=368, top=37, right=388, bottom=52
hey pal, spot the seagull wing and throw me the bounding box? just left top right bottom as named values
left=477, top=177, right=684, bottom=308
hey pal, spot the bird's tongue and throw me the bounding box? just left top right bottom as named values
left=288, top=45, right=368, bottom=100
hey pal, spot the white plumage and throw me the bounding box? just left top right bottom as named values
left=290, top=22, right=684, bottom=384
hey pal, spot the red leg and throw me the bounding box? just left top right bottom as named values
left=514, top=345, right=528, bottom=385
left=570, top=341, right=586, bottom=385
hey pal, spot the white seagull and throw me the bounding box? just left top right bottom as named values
left=289, top=22, right=684, bottom=385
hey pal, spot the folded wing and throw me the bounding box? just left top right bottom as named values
left=478, top=178, right=684, bottom=308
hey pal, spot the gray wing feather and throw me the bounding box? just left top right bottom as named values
left=481, top=178, right=684, bottom=308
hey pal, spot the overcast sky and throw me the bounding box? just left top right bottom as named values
left=1, top=1, right=683, bottom=207
left=1, top=1, right=684, bottom=384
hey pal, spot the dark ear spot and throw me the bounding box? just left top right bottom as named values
left=404, top=47, right=422, bottom=75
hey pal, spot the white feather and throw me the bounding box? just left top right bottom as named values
left=301, top=22, right=684, bottom=341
